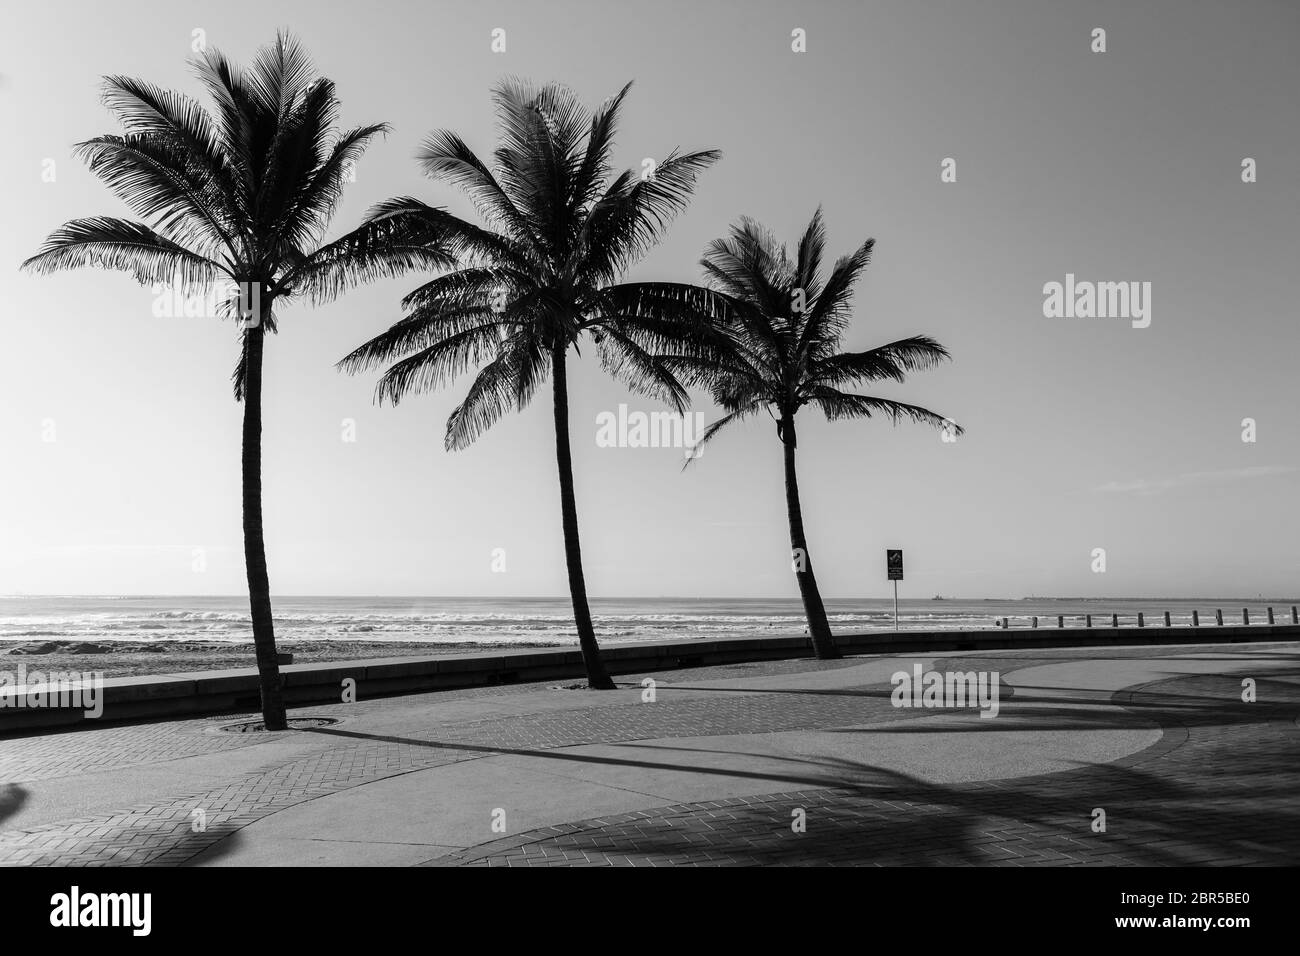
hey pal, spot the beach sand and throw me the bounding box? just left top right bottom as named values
left=0, top=639, right=569, bottom=679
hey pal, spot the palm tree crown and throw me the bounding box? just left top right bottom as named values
left=23, top=30, right=450, bottom=386
left=338, top=78, right=728, bottom=443
left=676, top=210, right=962, bottom=448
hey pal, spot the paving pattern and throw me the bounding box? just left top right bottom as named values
left=0, top=716, right=277, bottom=784
left=430, top=672, right=1300, bottom=866
left=0, top=649, right=1296, bottom=866
left=0, top=658, right=869, bottom=865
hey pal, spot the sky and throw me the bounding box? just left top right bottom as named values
left=1, top=0, right=1298, bottom=600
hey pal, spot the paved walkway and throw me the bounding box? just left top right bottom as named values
left=0, top=643, right=1296, bottom=866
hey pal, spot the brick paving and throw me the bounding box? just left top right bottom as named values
left=0, top=657, right=861, bottom=786
left=0, top=648, right=1295, bottom=866
left=0, top=692, right=931, bottom=865
left=0, top=657, right=873, bottom=865
left=0, top=716, right=279, bottom=784
left=430, top=672, right=1300, bottom=866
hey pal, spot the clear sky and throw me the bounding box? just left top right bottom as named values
left=2, top=0, right=1298, bottom=599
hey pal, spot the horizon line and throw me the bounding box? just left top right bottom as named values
left=4, top=593, right=1299, bottom=602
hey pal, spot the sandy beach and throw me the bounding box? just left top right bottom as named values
left=0, top=638, right=566, bottom=679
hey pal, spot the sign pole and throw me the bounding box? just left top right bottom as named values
left=886, top=549, right=904, bottom=631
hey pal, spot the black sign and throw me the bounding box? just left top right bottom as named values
left=887, top=549, right=903, bottom=581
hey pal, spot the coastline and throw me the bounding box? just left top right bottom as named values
left=0, top=638, right=572, bottom=679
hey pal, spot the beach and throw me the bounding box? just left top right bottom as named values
left=2, top=595, right=1300, bottom=686
left=3, top=594, right=1296, bottom=679
left=0, top=638, right=533, bottom=679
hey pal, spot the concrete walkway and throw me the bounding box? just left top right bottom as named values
left=1, top=642, right=1297, bottom=866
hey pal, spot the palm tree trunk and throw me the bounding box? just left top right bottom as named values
left=780, top=416, right=840, bottom=659
left=551, top=344, right=615, bottom=689
left=241, top=322, right=288, bottom=729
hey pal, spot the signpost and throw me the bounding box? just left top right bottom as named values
left=886, top=549, right=903, bottom=631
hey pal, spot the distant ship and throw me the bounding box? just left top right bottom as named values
left=931, top=594, right=945, bottom=601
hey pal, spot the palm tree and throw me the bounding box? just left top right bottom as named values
left=671, top=210, right=963, bottom=659
left=338, top=80, right=728, bottom=689
left=21, top=33, right=448, bottom=728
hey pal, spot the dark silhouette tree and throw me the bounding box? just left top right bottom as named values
left=338, top=80, right=728, bottom=688
left=670, top=210, right=962, bottom=659
left=22, top=33, right=448, bottom=727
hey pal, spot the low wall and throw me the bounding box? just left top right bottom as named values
left=2, top=623, right=1296, bottom=733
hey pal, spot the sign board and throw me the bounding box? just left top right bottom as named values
left=887, top=549, right=904, bottom=581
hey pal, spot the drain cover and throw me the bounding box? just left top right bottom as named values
left=217, top=716, right=339, bottom=734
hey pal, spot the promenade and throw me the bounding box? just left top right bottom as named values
left=1, top=640, right=1296, bottom=866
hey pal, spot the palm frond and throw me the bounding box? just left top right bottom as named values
left=245, top=30, right=317, bottom=119
left=339, top=304, right=504, bottom=377
left=490, top=78, right=588, bottom=252
left=73, top=134, right=240, bottom=258
left=655, top=352, right=768, bottom=397
left=443, top=333, right=549, bottom=450
left=399, top=267, right=520, bottom=311
left=277, top=121, right=389, bottom=253
left=596, top=328, right=691, bottom=413
left=803, top=385, right=959, bottom=432
left=357, top=199, right=531, bottom=273
left=22, top=217, right=224, bottom=286
left=254, top=77, right=340, bottom=252
left=799, top=238, right=874, bottom=358
left=572, top=81, right=632, bottom=211
left=793, top=206, right=826, bottom=304
left=808, top=335, right=952, bottom=388
left=680, top=403, right=764, bottom=469
left=99, top=75, right=243, bottom=227
left=368, top=322, right=510, bottom=403
left=581, top=148, right=721, bottom=284
left=189, top=48, right=257, bottom=202
left=417, top=130, right=536, bottom=248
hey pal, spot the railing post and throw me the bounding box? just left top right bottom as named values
left=1086, top=613, right=1092, bottom=628
left=1164, top=611, right=1171, bottom=627
left=1057, top=615, right=1064, bottom=628
left=1192, top=609, right=1199, bottom=627
left=1138, top=612, right=1145, bottom=628
left=1243, top=608, right=1249, bottom=625
left=1112, top=613, right=1118, bottom=627
left=1268, top=607, right=1275, bottom=625
left=1293, top=606, right=1298, bottom=625
left=1216, top=608, right=1223, bottom=626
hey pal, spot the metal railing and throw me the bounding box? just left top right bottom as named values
left=993, top=606, right=1300, bottom=629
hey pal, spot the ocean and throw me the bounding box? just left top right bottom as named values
left=1, top=595, right=1293, bottom=647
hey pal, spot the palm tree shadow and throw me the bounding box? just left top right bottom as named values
left=651, top=670, right=1300, bottom=738
left=546, top=748, right=1300, bottom=866
left=178, top=826, right=244, bottom=867
left=0, top=784, right=28, bottom=830
left=301, top=666, right=1300, bottom=866
left=306, top=716, right=1300, bottom=865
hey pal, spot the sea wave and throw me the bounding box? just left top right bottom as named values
left=3, top=597, right=1247, bottom=645
left=0, top=609, right=990, bottom=644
